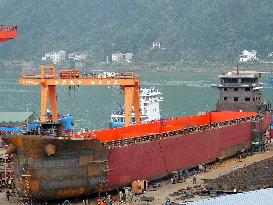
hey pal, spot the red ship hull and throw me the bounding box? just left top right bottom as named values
left=106, top=113, right=271, bottom=188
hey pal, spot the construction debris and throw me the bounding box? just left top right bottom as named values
left=205, top=156, right=273, bottom=191
left=140, top=195, right=154, bottom=202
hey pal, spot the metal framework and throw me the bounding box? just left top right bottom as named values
left=19, top=66, right=141, bottom=126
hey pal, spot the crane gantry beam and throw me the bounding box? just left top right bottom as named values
left=20, top=77, right=139, bottom=86
left=19, top=66, right=141, bottom=127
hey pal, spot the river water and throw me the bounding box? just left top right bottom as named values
left=0, top=69, right=273, bottom=131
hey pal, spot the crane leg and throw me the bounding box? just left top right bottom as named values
left=133, top=86, right=141, bottom=124
left=41, top=85, right=48, bottom=122
left=49, top=85, right=58, bottom=122
left=124, top=86, right=134, bottom=127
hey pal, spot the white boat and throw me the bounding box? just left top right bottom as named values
left=109, top=87, right=163, bottom=128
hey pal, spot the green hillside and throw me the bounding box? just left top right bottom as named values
left=1, top=0, right=273, bottom=65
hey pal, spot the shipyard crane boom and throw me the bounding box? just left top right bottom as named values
left=19, top=66, right=141, bottom=126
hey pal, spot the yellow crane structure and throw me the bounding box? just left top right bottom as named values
left=19, top=66, right=141, bottom=127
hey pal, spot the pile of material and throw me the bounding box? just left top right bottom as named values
left=170, top=186, right=209, bottom=201
left=205, top=156, right=273, bottom=191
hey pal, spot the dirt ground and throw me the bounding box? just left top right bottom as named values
left=0, top=192, right=20, bottom=205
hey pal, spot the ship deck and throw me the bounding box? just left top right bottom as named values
left=74, top=111, right=258, bottom=142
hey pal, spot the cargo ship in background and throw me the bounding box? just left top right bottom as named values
left=2, top=68, right=272, bottom=201
left=109, top=87, right=163, bottom=128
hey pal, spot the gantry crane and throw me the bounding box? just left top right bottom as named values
left=0, top=25, right=17, bottom=42
left=19, top=66, right=141, bottom=127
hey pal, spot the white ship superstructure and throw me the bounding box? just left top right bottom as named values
left=110, top=87, right=163, bottom=128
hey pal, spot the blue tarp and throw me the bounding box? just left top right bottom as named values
left=0, top=121, right=40, bottom=132
left=109, top=122, right=125, bottom=128
left=0, top=116, right=74, bottom=133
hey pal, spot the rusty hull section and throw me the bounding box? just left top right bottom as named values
left=2, top=135, right=108, bottom=200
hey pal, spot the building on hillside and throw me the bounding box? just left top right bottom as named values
left=112, top=52, right=133, bottom=63
left=123, top=53, right=133, bottom=62
left=112, top=52, right=123, bottom=62
left=42, top=50, right=66, bottom=64
left=239, top=50, right=258, bottom=62
left=68, top=52, right=87, bottom=61
left=152, top=42, right=161, bottom=49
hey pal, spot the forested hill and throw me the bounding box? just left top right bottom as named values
left=1, top=0, right=273, bottom=64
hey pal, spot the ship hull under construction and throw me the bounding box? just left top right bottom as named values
left=3, top=111, right=272, bottom=200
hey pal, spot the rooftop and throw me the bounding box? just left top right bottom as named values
left=219, top=71, right=261, bottom=79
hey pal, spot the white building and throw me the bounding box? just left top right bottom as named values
left=124, top=53, right=133, bottom=62
left=42, top=50, right=66, bottom=64
left=112, top=52, right=133, bottom=63
left=68, top=52, right=87, bottom=61
left=239, top=50, right=258, bottom=62
left=112, top=52, right=123, bottom=62
left=152, top=42, right=161, bottom=49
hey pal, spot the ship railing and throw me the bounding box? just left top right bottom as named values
left=103, top=115, right=260, bottom=148
left=219, top=83, right=254, bottom=86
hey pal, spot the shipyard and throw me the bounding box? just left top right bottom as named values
left=1, top=2, right=273, bottom=205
